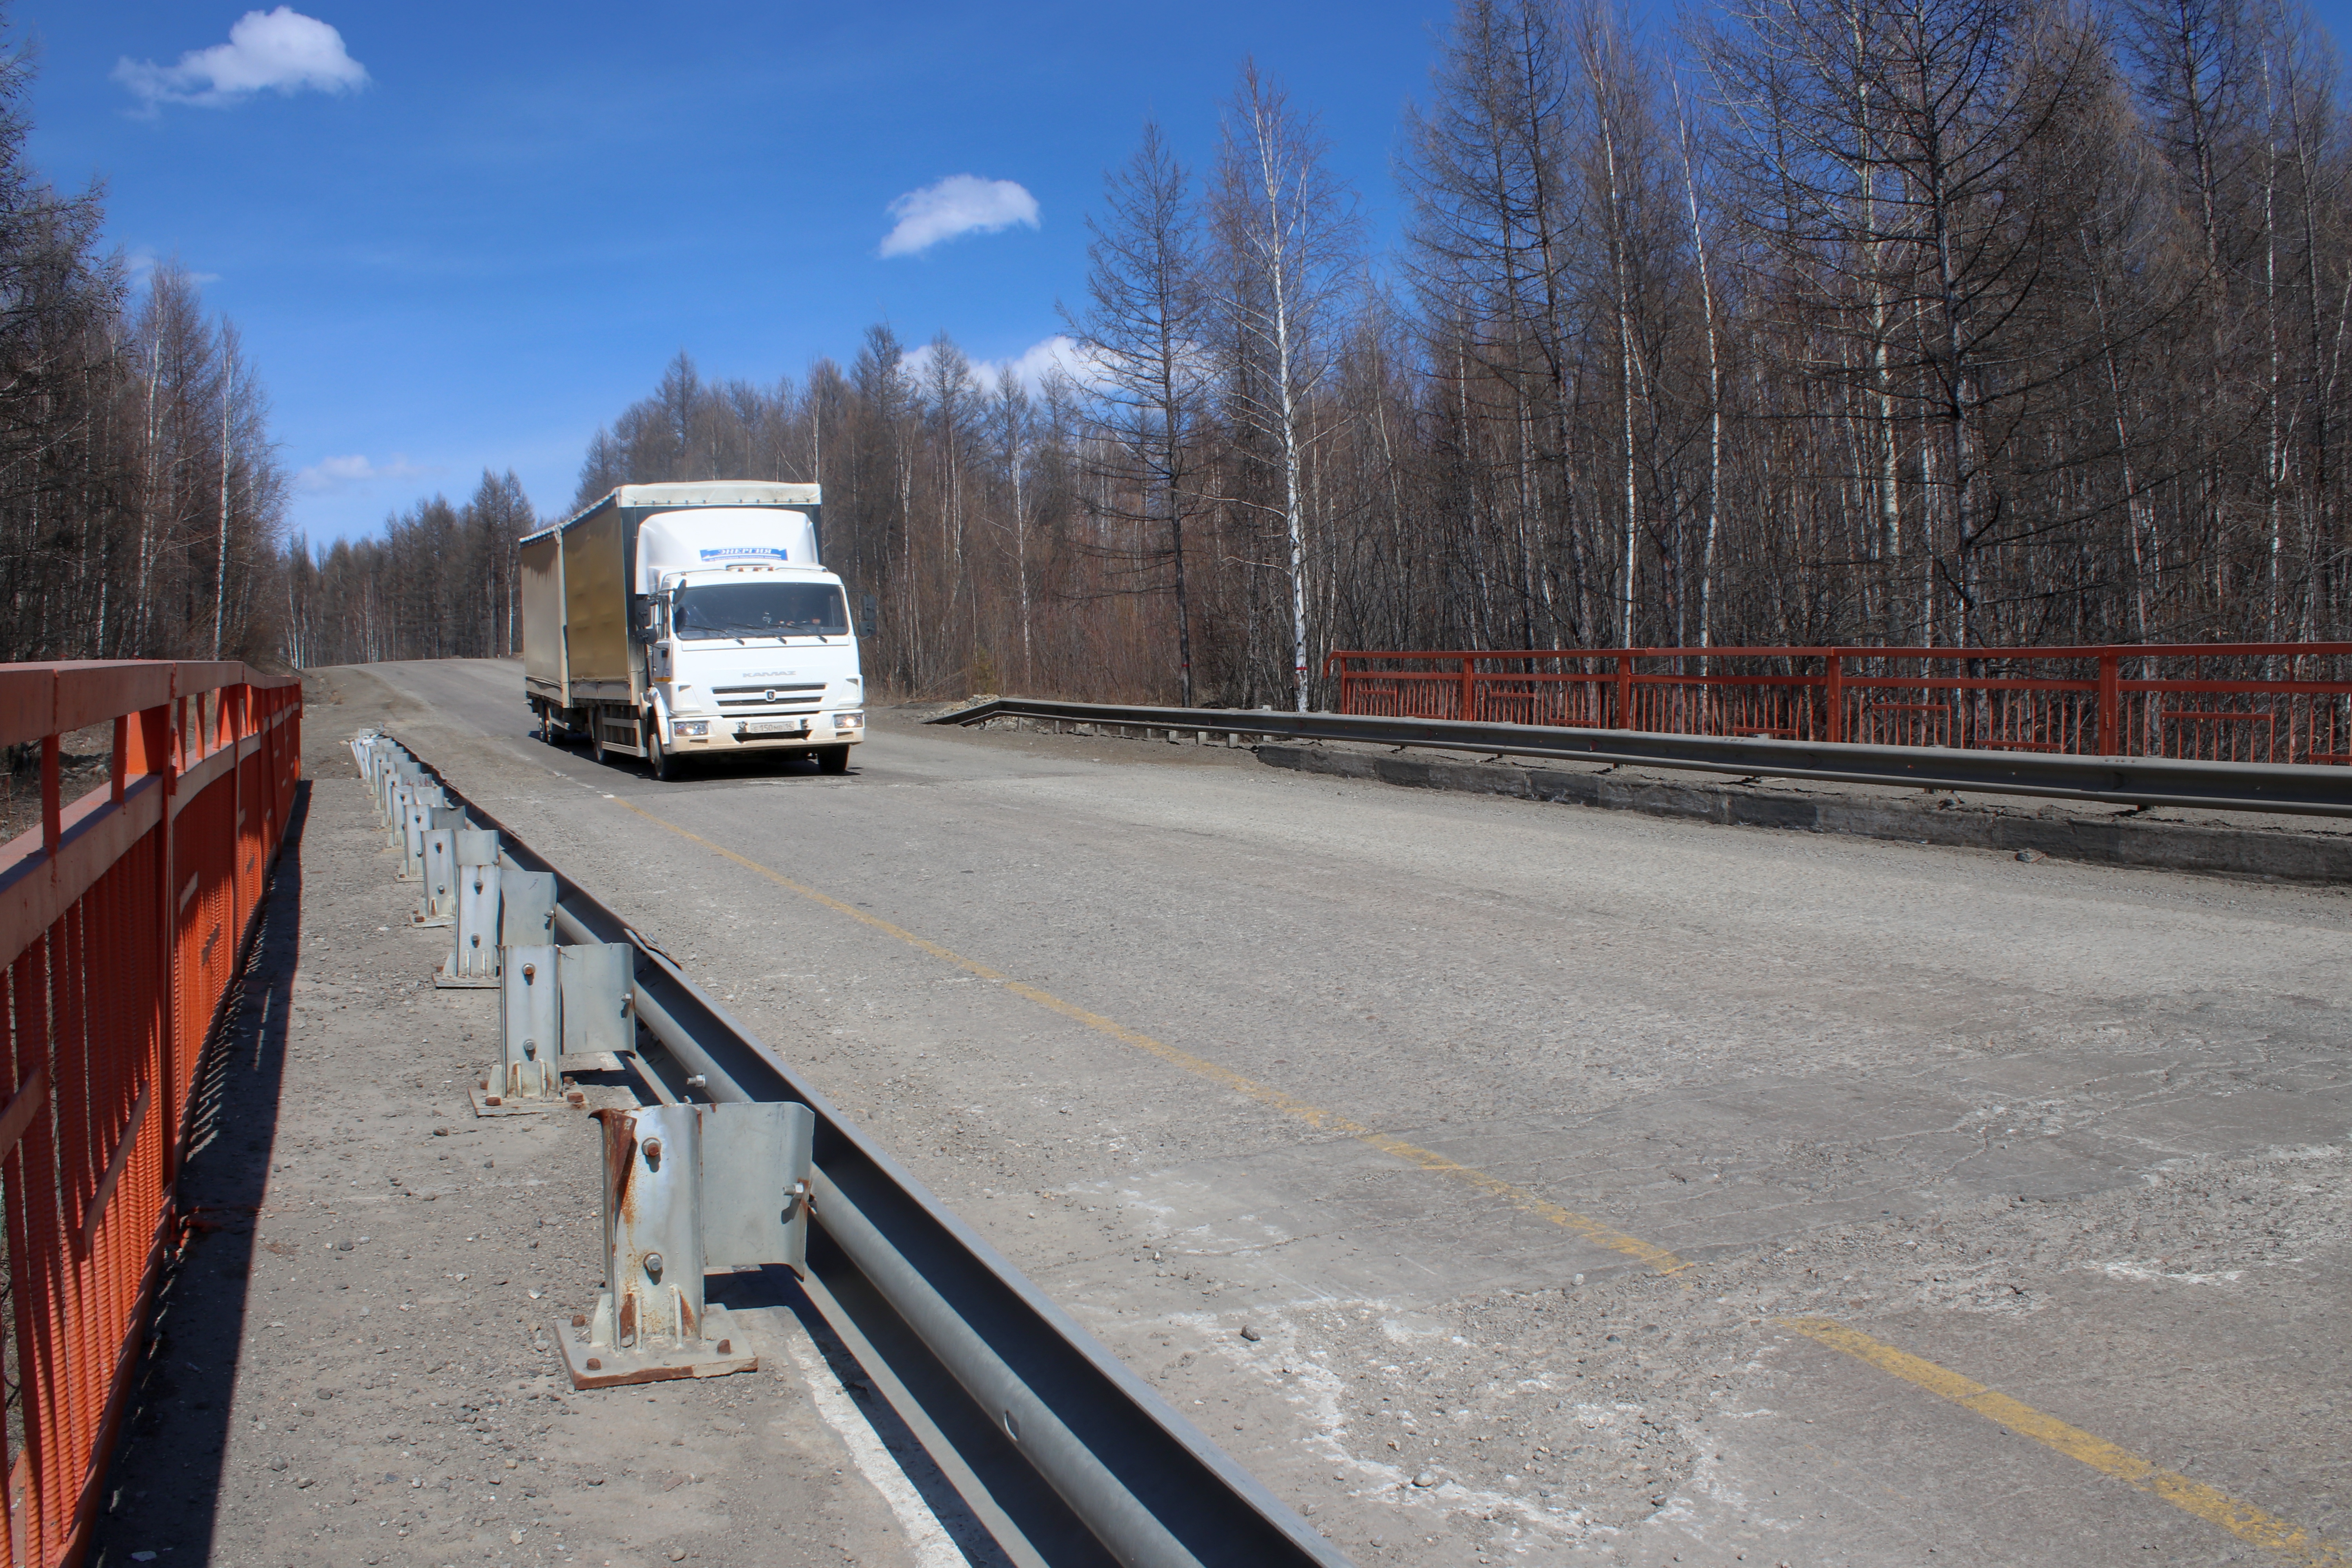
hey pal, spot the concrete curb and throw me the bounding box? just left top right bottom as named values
left=1256, top=744, right=2352, bottom=882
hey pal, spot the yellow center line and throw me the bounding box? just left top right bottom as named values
left=601, top=793, right=1689, bottom=1276
left=606, top=792, right=2342, bottom=1568
left=1782, top=1318, right=2350, bottom=1567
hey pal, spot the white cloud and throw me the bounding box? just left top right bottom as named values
left=897, top=335, right=1101, bottom=397
left=115, top=8, right=368, bottom=112
left=125, top=249, right=222, bottom=285
left=297, top=453, right=430, bottom=494
left=996, top=335, right=1100, bottom=392
left=879, top=175, right=1039, bottom=258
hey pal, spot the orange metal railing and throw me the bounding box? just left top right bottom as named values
left=1326, top=644, right=2352, bottom=765
left=0, top=662, right=299, bottom=1567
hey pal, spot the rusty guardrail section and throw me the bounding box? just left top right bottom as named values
left=0, top=662, right=301, bottom=1567
left=1327, top=643, right=2352, bottom=764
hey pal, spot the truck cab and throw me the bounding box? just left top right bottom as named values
left=645, top=561, right=864, bottom=773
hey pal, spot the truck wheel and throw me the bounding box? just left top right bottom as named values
left=590, top=716, right=608, bottom=765
left=816, top=745, right=851, bottom=775
left=646, top=719, right=679, bottom=782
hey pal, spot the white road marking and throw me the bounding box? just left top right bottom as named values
left=775, top=1314, right=971, bottom=1567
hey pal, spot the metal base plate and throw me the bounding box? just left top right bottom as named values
left=434, top=967, right=499, bottom=989
left=467, top=1079, right=574, bottom=1116
left=554, top=1304, right=757, bottom=1389
left=412, top=913, right=454, bottom=929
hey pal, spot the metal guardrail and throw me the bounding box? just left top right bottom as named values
left=0, top=662, right=301, bottom=1568
left=931, top=697, right=2352, bottom=818
left=1327, top=642, right=2352, bottom=764
left=384, top=740, right=1349, bottom=1568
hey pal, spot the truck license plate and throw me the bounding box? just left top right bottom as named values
left=741, top=718, right=808, bottom=735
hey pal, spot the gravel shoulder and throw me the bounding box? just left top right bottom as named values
left=85, top=676, right=954, bottom=1568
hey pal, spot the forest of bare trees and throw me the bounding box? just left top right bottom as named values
left=563, top=0, right=2352, bottom=708
left=283, top=471, right=534, bottom=666
left=0, top=33, right=285, bottom=667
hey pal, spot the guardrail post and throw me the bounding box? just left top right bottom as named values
left=414, top=829, right=457, bottom=926
left=39, top=732, right=58, bottom=858
left=593, top=1103, right=706, bottom=1344
left=1826, top=650, right=1845, bottom=744
left=478, top=944, right=562, bottom=1110
left=556, top=1102, right=809, bottom=1388
left=2098, top=652, right=2121, bottom=756
left=438, top=832, right=503, bottom=988
left=399, top=789, right=448, bottom=881
left=381, top=761, right=424, bottom=837
left=1616, top=653, right=1634, bottom=729
left=384, top=779, right=410, bottom=848
left=1460, top=655, right=1475, bottom=722
left=474, top=938, right=632, bottom=1113
left=137, top=686, right=178, bottom=1191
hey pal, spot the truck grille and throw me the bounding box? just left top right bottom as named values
left=712, top=682, right=827, bottom=713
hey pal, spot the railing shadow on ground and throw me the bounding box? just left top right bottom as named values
left=83, top=781, right=308, bottom=1566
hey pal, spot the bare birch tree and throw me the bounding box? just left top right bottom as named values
left=1212, top=62, right=1365, bottom=707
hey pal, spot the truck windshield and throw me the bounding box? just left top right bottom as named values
left=673, top=582, right=848, bottom=640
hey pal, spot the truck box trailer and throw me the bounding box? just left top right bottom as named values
left=519, top=482, right=863, bottom=778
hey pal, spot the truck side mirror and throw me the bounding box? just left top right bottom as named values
left=858, top=593, right=877, bottom=639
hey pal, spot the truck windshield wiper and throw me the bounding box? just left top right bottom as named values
left=682, top=625, right=841, bottom=641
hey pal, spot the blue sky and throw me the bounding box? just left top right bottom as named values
left=31, top=3, right=1467, bottom=544
left=34, top=3, right=2352, bottom=546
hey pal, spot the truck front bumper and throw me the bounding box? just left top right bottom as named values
left=667, top=710, right=863, bottom=751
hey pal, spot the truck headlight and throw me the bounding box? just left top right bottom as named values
left=833, top=712, right=864, bottom=730
left=675, top=719, right=709, bottom=738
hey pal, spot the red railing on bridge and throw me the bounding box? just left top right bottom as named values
left=1325, top=644, right=2352, bottom=765
left=0, top=662, right=300, bottom=1567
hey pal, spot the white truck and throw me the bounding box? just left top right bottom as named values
left=519, top=482, right=865, bottom=779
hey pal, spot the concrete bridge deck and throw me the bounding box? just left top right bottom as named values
left=101, top=656, right=2350, bottom=1568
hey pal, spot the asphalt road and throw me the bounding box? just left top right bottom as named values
left=328, top=658, right=2351, bottom=1568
